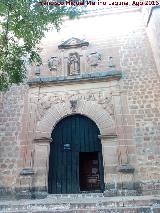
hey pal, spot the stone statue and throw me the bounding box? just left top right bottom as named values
left=108, top=56, right=115, bottom=68
left=68, top=52, right=80, bottom=75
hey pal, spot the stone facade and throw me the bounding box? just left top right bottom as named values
left=0, top=7, right=160, bottom=197
left=145, top=7, right=160, bottom=75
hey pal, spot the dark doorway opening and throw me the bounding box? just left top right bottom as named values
left=48, top=114, right=104, bottom=194
left=79, top=152, right=101, bottom=191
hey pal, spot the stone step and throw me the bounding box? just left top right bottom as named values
left=1, top=207, right=160, bottom=213
left=0, top=195, right=160, bottom=213
left=0, top=192, right=105, bottom=201
left=0, top=200, right=156, bottom=209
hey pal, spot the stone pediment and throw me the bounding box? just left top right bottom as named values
left=58, top=37, right=89, bottom=49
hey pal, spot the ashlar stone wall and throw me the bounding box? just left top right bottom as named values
left=0, top=85, right=29, bottom=190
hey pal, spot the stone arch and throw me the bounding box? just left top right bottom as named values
left=35, top=100, right=116, bottom=140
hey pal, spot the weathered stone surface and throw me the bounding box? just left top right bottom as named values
left=0, top=8, right=160, bottom=196
left=0, top=194, right=160, bottom=212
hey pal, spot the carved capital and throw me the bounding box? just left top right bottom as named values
left=98, top=134, right=117, bottom=139
left=20, top=168, right=34, bottom=176
left=117, top=164, right=135, bottom=174
left=34, top=137, right=52, bottom=143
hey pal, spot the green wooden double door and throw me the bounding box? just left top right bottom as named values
left=48, top=114, right=104, bottom=194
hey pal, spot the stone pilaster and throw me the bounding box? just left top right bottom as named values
left=33, top=137, right=51, bottom=191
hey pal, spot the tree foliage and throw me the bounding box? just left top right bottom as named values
left=0, top=0, right=85, bottom=90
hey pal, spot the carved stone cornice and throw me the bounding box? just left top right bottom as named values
left=28, top=70, right=122, bottom=86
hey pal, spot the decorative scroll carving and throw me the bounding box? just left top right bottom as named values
left=36, top=91, right=114, bottom=121
left=87, top=52, right=101, bottom=66
left=36, top=96, right=53, bottom=121
left=68, top=52, right=80, bottom=75
left=98, top=93, right=114, bottom=116
left=48, top=56, right=60, bottom=71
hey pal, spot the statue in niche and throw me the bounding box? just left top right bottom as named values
left=67, top=52, right=80, bottom=75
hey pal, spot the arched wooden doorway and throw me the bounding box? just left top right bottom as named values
left=48, top=114, right=104, bottom=194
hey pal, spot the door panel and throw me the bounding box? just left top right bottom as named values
left=48, top=114, right=104, bottom=194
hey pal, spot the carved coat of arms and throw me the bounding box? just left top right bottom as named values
left=48, top=57, right=60, bottom=71
left=87, top=52, right=101, bottom=66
